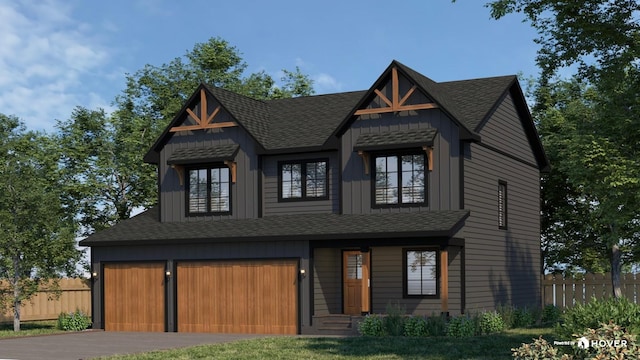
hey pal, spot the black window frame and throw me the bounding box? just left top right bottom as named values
left=402, top=248, right=439, bottom=298
left=277, top=158, right=330, bottom=202
left=371, top=150, right=428, bottom=208
left=498, top=180, right=508, bottom=229
left=185, top=164, right=232, bottom=216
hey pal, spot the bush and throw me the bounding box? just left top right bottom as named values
left=512, top=322, right=640, bottom=360
left=478, top=311, right=505, bottom=334
left=404, top=316, right=428, bottom=337
left=358, top=314, right=384, bottom=336
left=512, top=307, right=536, bottom=328
left=541, top=304, right=562, bottom=326
left=57, top=309, right=91, bottom=331
left=383, top=302, right=406, bottom=336
left=425, top=313, right=447, bottom=336
left=446, top=315, right=476, bottom=337
left=496, top=304, right=516, bottom=329
left=556, top=297, right=640, bottom=339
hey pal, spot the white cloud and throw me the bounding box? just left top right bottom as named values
left=0, top=1, right=112, bottom=131
left=313, top=73, right=343, bottom=94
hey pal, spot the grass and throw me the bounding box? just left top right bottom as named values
left=0, top=320, right=64, bottom=338
left=99, top=327, right=554, bottom=360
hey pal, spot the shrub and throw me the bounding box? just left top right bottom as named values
left=383, top=302, right=406, bottom=336
left=541, top=304, right=562, bottom=326
left=57, top=309, right=91, bottom=331
left=496, top=304, right=516, bottom=329
left=511, top=336, right=560, bottom=360
left=404, top=316, right=428, bottom=337
left=358, top=314, right=384, bottom=336
left=478, top=311, right=505, bottom=334
left=446, top=315, right=476, bottom=337
left=425, top=313, right=447, bottom=336
left=556, top=297, right=640, bottom=339
left=512, top=307, right=536, bottom=328
left=512, top=322, right=640, bottom=360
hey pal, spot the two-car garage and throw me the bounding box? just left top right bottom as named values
left=102, top=259, right=298, bottom=334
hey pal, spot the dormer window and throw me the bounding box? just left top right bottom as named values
left=187, top=166, right=231, bottom=215
left=373, top=153, right=426, bottom=206
left=278, top=159, right=329, bottom=201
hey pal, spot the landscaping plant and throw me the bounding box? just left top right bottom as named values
left=57, top=309, right=91, bottom=331
left=446, top=315, right=476, bottom=337
left=556, top=297, right=640, bottom=339
left=357, top=314, right=384, bottom=336
left=478, top=311, right=505, bottom=335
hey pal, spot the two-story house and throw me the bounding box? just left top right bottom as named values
left=80, top=60, right=548, bottom=335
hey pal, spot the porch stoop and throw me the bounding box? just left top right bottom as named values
left=311, top=315, right=362, bottom=336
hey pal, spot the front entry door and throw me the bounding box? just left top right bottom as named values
left=343, top=250, right=370, bottom=315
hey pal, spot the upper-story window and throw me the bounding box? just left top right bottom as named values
left=187, top=166, right=231, bottom=215
left=279, top=159, right=329, bottom=201
left=373, top=153, right=426, bottom=206
left=498, top=180, right=507, bottom=229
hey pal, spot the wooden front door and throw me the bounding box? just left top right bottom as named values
left=343, top=250, right=370, bottom=315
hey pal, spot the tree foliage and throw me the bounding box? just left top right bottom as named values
left=60, top=37, right=315, bottom=233
left=0, top=114, right=82, bottom=331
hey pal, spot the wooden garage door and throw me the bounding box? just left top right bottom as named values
left=103, top=263, right=165, bottom=332
left=177, top=259, right=297, bottom=334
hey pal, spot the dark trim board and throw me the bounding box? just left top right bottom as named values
left=476, top=142, right=539, bottom=170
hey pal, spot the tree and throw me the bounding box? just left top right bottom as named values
left=533, top=76, right=640, bottom=296
left=61, top=37, right=315, bottom=234
left=479, top=0, right=640, bottom=298
left=0, top=114, right=82, bottom=331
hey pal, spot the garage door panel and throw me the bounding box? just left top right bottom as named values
left=104, top=263, right=165, bottom=332
left=177, top=259, right=297, bottom=334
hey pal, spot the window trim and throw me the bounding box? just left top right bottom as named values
left=498, top=180, right=508, bottom=230
left=402, top=248, right=439, bottom=299
left=184, top=164, right=232, bottom=216
left=277, top=158, right=330, bottom=202
left=371, top=150, right=428, bottom=208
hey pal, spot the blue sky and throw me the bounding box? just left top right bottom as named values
left=0, top=0, right=539, bottom=132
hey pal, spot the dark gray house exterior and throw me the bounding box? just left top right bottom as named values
left=80, top=60, right=549, bottom=335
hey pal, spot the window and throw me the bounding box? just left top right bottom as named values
left=187, top=166, right=231, bottom=215
left=404, top=249, right=438, bottom=297
left=279, top=160, right=328, bottom=201
left=373, top=153, right=426, bottom=206
left=498, top=181, right=507, bottom=229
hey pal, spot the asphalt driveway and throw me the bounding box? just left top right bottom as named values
left=0, top=331, right=264, bottom=360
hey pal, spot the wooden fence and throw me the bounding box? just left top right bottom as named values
left=542, top=273, right=640, bottom=309
left=0, top=278, right=91, bottom=323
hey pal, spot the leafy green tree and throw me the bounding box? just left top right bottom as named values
left=534, top=77, right=640, bottom=295
left=476, top=0, right=640, bottom=297
left=0, top=114, right=82, bottom=331
left=60, top=37, right=315, bottom=233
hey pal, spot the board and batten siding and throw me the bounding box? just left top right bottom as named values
left=262, top=152, right=339, bottom=216
left=461, top=142, right=541, bottom=312
left=370, top=246, right=462, bottom=315
left=340, top=110, right=461, bottom=215
left=159, top=123, right=259, bottom=222
left=91, top=240, right=311, bottom=332
left=312, top=248, right=342, bottom=315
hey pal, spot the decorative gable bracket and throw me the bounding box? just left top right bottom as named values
left=354, top=67, right=438, bottom=116
left=170, top=89, right=238, bottom=132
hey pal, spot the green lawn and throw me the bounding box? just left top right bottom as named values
left=0, top=320, right=64, bottom=338
left=99, top=328, right=554, bottom=360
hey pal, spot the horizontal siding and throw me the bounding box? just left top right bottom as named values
left=463, top=143, right=541, bottom=312
left=371, top=246, right=461, bottom=316
left=263, top=152, right=339, bottom=216
left=313, top=248, right=341, bottom=315
left=478, top=93, right=537, bottom=165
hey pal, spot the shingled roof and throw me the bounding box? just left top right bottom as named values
left=79, top=207, right=470, bottom=246
left=145, top=60, right=542, bottom=166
